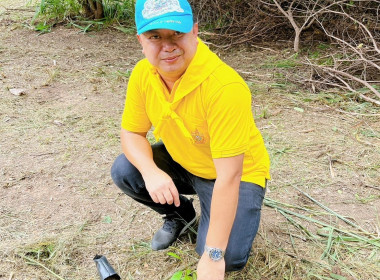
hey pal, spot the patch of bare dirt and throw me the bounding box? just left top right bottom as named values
left=1, top=2, right=379, bottom=280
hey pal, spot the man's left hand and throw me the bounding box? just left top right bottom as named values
left=197, top=252, right=225, bottom=280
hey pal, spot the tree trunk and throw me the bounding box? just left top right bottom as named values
left=81, top=0, right=104, bottom=19
left=294, top=29, right=301, bottom=53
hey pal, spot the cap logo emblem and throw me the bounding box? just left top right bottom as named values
left=142, top=0, right=184, bottom=19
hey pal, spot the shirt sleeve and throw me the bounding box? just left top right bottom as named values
left=206, top=82, right=252, bottom=158
left=121, top=64, right=152, bottom=133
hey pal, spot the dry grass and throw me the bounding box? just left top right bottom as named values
left=0, top=2, right=379, bottom=280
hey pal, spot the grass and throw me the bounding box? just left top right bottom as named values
left=20, top=255, right=66, bottom=280
left=68, top=20, right=104, bottom=33
left=102, top=0, right=135, bottom=23
left=166, top=250, right=198, bottom=280
left=34, top=21, right=52, bottom=33
left=13, top=187, right=378, bottom=279
left=262, top=194, right=380, bottom=280
left=262, top=59, right=298, bottom=69
left=355, top=194, right=380, bottom=204
left=16, top=239, right=66, bottom=280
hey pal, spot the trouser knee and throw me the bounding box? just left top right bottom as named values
left=110, top=154, right=143, bottom=194
left=111, top=154, right=128, bottom=186
left=111, top=152, right=195, bottom=217
left=225, top=255, right=249, bottom=272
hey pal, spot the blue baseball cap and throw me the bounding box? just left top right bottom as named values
left=135, top=0, right=194, bottom=35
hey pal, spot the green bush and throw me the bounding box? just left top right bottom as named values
left=33, top=0, right=82, bottom=22
left=33, top=0, right=135, bottom=25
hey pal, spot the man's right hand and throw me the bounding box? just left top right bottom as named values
left=143, top=168, right=180, bottom=207
left=120, top=129, right=180, bottom=207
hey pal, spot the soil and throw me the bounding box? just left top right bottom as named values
left=0, top=1, right=379, bottom=280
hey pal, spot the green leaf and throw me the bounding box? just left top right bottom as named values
left=71, top=22, right=93, bottom=33
left=170, top=271, right=183, bottom=280
left=330, top=273, right=346, bottom=280
left=270, top=83, right=287, bottom=88
left=34, top=22, right=51, bottom=33
left=115, top=70, right=131, bottom=79
left=103, top=215, right=112, bottom=224
left=167, top=252, right=182, bottom=260
left=294, top=107, right=304, bottom=113
left=114, top=25, right=136, bottom=34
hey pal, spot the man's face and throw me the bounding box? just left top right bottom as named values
left=137, top=24, right=198, bottom=80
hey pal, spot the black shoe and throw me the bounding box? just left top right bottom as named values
left=151, top=201, right=196, bottom=250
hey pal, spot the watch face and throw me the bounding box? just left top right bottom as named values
left=209, top=248, right=223, bottom=261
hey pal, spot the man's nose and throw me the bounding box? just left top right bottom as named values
left=162, top=39, right=176, bottom=52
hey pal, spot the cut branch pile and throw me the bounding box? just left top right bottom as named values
left=191, top=0, right=380, bottom=105
left=303, top=3, right=380, bottom=105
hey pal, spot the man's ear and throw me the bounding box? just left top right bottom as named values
left=192, top=23, right=199, bottom=36
left=136, top=34, right=144, bottom=54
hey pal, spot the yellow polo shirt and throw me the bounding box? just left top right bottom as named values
left=121, top=39, right=270, bottom=187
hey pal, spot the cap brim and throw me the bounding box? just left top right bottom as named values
left=137, top=14, right=193, bottom=35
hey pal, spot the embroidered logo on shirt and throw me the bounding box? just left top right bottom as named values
left=142, top=0, right=184, bottom=19
left=191, top=129, right=207, bottom=144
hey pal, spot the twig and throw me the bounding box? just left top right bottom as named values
left=354, top=132, right=377, bottom=147
left=31, top=152, right=55, bottom=157
left=310, top=64, right=380, bottom=106
left=335, top=109, right=380, bottom=117
left=364, top=185, right=380, bottom=191
left=19, top=255, right=65, bottom=280
left=250, top=45, right=278, bottom=53
left=292, top=186, right=373, bottom=236
left=322, top=66, right=380, bottom=99
left=317, top=18, right=380, bottom=72
left=327, top=8, right=380, bottom=55
left=328, top=156, right=335, bottom=178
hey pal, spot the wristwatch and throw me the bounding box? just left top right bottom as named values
left=204, top=245, right=225, bottom=262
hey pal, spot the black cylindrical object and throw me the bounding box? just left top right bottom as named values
left=93, top=255, right=121, bottom=280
